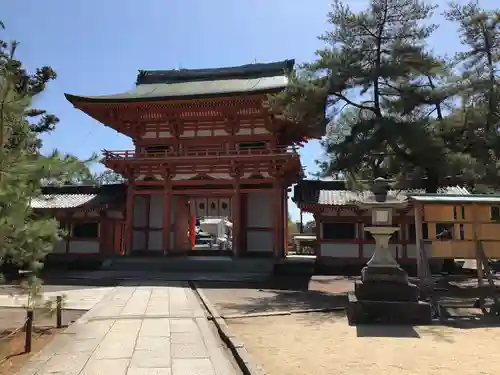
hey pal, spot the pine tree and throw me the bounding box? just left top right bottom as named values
left=442, top=1, right=500, bottom=192
left=268, top=0, right=478, bottom=192
left=0, top=24, right=93, bottom=279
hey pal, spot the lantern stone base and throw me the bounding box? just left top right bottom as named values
left=361, top=265, right=409, bottom=284
left=348, top=269, right=432, bottom=325
left=346, top=293, right=432, bottom=325
left=348, top=266, right=432, bottom=325
left=354, top=280, right=420, bottom=302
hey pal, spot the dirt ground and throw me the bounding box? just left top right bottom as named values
left=0, top=307, right=86, bottom=331
left=229, top=313, right=500, bottom=375
left=199, top=275, right=500, bottom=375
left=0, top=327, right=62, bottom=375
left=0, top=308, right=85, bottom=375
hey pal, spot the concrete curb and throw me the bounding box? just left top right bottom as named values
left=191, top=282, right=266, bottom=375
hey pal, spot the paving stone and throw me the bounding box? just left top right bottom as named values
left=171, top=342, right=208, bottom=358
left=140, top=318, right=170, bottom=337
left=42, top=352, right=89, bottom=374
left=172, top=358, right=215, bottom=375
left=110, top=319, right=142, bottom=334
left=130, top=350, right=172, bottom=368
left=170, top=319, right=198, bottom=333
left=14, top=285, right=236, bottom=375
left=16, top=360, right=46, bottom=375
left=66, top=320, right=113, bottom=339
left=79, top=358, right=130, bottom=375
left=93, top=334, right=136, bottom=359
left=54, top=337, right=101, bottom=354
left=127, top=368, right=172, bottom=375
left=134, top=336, right=171, bottom=351
left=170, top=332, right=203, bottom=344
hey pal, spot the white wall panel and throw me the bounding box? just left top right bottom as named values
left=320, top=243, right=358, bottom=258
left=68, top=240, right=99, bottom=254
left=246, top=231, right=273, bottom=252
left=133, top=196, right=148, bottom=227
left=246, top=192, right=272, bottom=228
left=149, top=194, right=164, bottom=228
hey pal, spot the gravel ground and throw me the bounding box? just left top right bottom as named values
left=229, top=313, right=500, bottom=375
left=199, top=275, right=500, bottom=375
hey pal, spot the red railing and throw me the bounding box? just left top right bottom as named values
left=102, top=146, right=299, bottom=161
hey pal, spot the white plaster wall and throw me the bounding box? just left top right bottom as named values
left=246, top=192, right=272, bottom=228
left=320, top=243, right=358, bottom=258
left=52, top=240, right=66, bottom=254
left=68, top=240, right=99, bottom=254
left=148, top=231, right=163, bottom=251
left=170, top=231, right=175, bottom=249
left=170, top=196, right=177, bottom=224
left=132, top=231, right=146, bottom=250
left=406, top=243, right=433, bottom=259
left=149, top=194, right=164, bottom=228
left=246, top=231, right=273, bottom=252
left=133, top=196, right=148, bottom=227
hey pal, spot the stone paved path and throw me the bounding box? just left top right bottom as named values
left=16, top=282, right=237, bottom=375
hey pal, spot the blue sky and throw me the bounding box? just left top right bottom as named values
left=3, top=0, right=496, bottom=221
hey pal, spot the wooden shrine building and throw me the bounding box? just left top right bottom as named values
left=293, top=180, right=475, bottom=268
left=64, top=60, right=317, bottom=258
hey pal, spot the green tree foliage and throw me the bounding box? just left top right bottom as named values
left=268, top=0, right=500, bottom=192
left=0, top=24, right=94, bottom=277
left=93, top=169, right=124, bottom=185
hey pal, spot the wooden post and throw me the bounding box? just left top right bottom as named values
left=273, top=182, right=284, bottom=258
left=471, top=203, right=486, bottom=309
left=189, top=215, right=196, bottom=249
left=232, top=183, right=241, bottom=257
left=414, top=201, right=425, bottom=280
left=163, top=176, right=171, bottom=256
left=25, top=310, right=33, bottom=353
left=125, top=177, right=135, bottom=255
left=56, top=296, right=62, bottom=328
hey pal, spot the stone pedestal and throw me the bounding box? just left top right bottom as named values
left=346, top=226, right=432, bottom=325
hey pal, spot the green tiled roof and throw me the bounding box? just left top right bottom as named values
left=65, top=59, right=294, bottom=104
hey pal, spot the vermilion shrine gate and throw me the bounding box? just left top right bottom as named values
left=65, top=60, right=318, bottom=258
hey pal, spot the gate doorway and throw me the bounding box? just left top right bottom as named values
left=188, top=197, right=233, bottom=255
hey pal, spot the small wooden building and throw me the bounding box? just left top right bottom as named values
left=31, top=184, right=126, bottom=256
left=409, top=194, right=500, bottom=259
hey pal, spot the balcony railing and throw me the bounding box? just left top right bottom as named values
left=102, top=146, right=299, bottom=161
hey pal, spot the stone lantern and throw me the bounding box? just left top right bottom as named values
left=346, top=178, right=432, bottom=325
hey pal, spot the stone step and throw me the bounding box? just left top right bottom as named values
left=103, top=256, right=275, bottom=274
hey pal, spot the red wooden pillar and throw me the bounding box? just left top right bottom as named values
left=163, top=171, right=172, bottom=255
left=125, top=178, right=135, bottom=255
left=284, top=192, right=288, bottom=255
left=273, top=183, right=284, bottom=258
left=232, top=184, right=241, bottom=257
left=175, top=195, right=190, bottom=250
left=189, top=216, right=196, bottom=249
left=313, top=214, right=320, bottom=256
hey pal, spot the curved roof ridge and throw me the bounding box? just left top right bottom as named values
left=136, top=59, right=295, bottom=85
